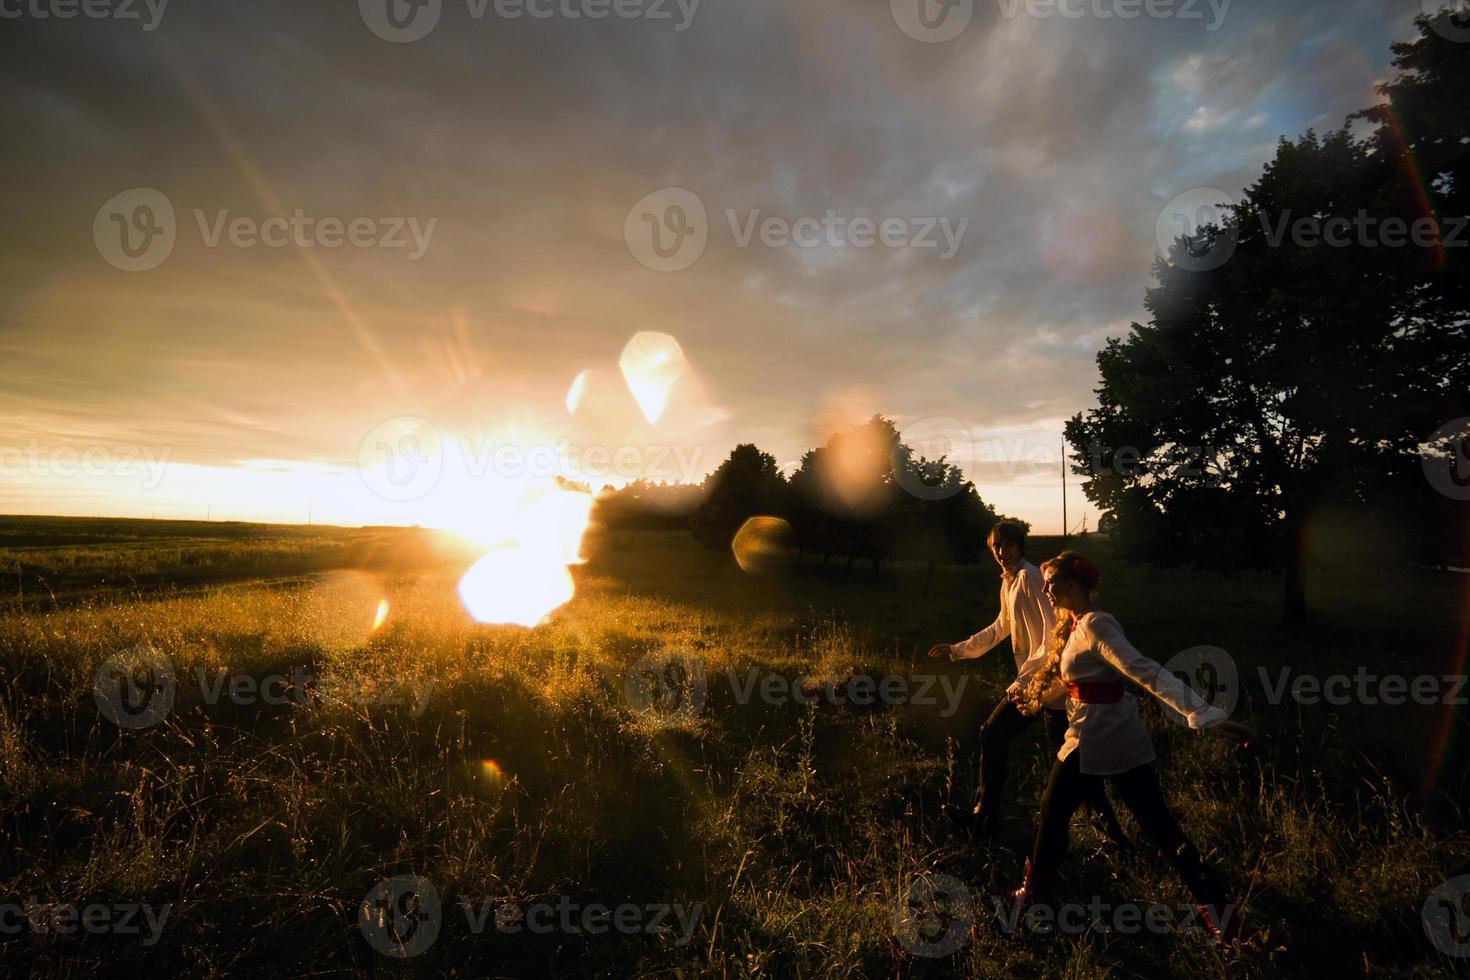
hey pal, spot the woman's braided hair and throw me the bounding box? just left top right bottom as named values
left=1015, top=551, right=1101, bottom=716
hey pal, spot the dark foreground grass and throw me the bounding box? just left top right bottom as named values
left=0, top=517, right=1466, bottom=977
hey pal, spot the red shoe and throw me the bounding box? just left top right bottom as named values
left=1009, top=858, right=1057, bottom=906
left=1196, top=903, right=1248, bottom=952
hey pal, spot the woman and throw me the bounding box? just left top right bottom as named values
left=1011, top=551, right=1253, bottom=944
left=927, top=522, right=1125, bottom=846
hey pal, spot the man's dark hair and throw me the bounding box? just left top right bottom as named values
left=988, top=521, right=1027, bottom=555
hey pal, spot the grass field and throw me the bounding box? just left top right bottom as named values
left=0, top=515, right=1467, bottom=977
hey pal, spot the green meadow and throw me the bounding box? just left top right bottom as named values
left=0, top=515, right=1466, bottom=977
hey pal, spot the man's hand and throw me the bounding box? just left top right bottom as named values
left=1210, top=720, right=1254, bottom=747
left=926, top=643, right=954, bottom=660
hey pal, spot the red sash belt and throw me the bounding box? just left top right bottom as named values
left=1066, top=680, right=1125, bottom=704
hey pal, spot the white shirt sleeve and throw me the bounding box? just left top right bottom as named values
left=1087, top=614, right=1227, bottom=729
left=1007, top=572, right=1056, bottom=693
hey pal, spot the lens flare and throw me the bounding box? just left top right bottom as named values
left=456, top=488, right=593, bottom=626
left=371, top=598, right=390, bottom=632
left=619, top=331, right=686, bottom=424
left=566, top=369, right=589, bottom=414
left=731, top=516, right=795, bottom=574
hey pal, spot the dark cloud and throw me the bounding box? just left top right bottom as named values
left=0, top=0, right=1424, bottom=526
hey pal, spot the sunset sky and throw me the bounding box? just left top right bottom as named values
left=0, top=0, right=1427, bottom=531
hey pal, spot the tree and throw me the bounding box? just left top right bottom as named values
left=787, top=414, right=1009, bottom=584
left=1067, top=12, right=1470, bottom=621
left=690, top=444, right=787, bottom=549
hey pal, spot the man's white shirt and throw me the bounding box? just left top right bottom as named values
left=948, top=558, right=1062, bottom=708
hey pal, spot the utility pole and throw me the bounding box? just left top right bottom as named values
left=1061, top=434, right=1068, bottom=541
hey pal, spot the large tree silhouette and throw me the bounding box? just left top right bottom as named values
left=1067, top=10, right=1470, bottom=620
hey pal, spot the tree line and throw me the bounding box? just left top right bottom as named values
left=595, top=415, right=1023, bottom=588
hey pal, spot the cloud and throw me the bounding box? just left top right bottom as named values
left=0, top=0, right=1425, bottom=528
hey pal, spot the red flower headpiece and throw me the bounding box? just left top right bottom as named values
left=1068, top=556, right=1100, bottom=587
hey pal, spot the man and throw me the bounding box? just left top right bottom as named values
left=928, top=522, right=1124, bottom=842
